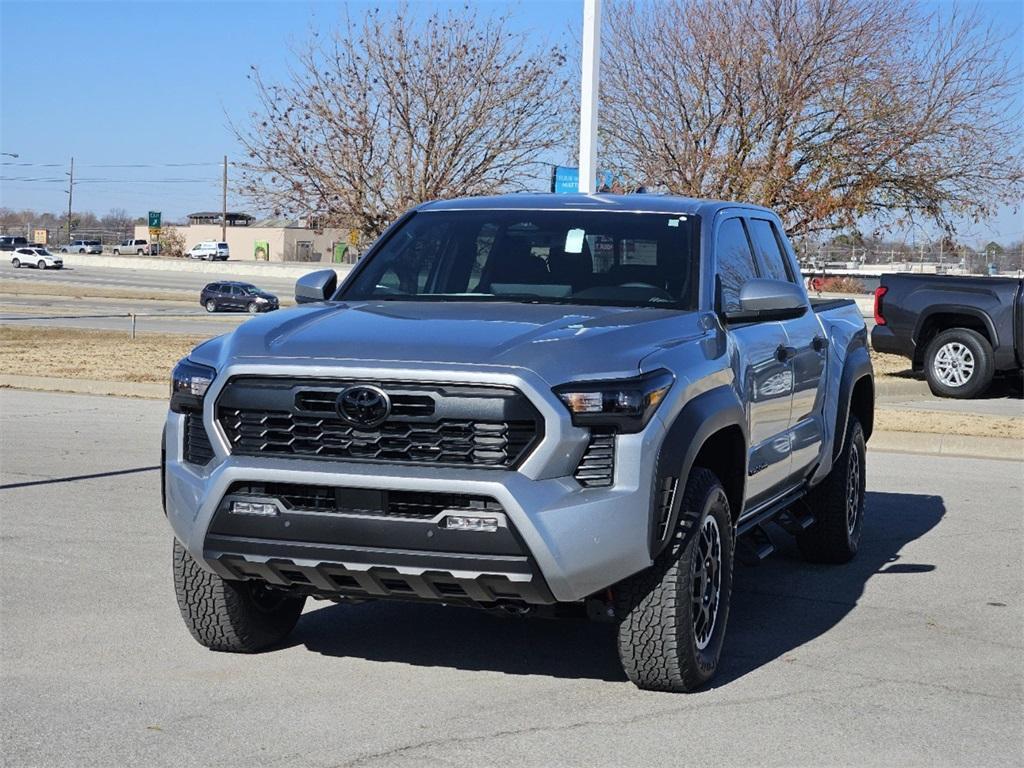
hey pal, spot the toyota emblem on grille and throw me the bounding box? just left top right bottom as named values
left=336, top=385, right=391, bottom=427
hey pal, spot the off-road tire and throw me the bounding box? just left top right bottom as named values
left=616, top=468, right=734, bottom=692
left=924, top=328, right=994, bottom=399
left=172, top=538, right=305, bottom=652
left=797, top=416, right=866, bottom=563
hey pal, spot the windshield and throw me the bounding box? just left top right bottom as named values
left=340, top=209, right=699, bottom=309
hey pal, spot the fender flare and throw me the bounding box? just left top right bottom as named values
left=649, top=385, right=747, bottom=558
left=834, top=343, right=873, bottom=461
left=912, top=305, right=998, bottom=361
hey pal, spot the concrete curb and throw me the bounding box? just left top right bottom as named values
left=2, top=375, right=1020, bottom=461
left=869, top=430, right=1022, bottom=461
left=874, top=376, right=931, bottom=400
left=0, top=375, right=166, bottom=399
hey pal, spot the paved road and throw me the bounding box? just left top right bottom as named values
left=2, top=263, right=301, bottom=296
left=1, top=389, right=1020, bottom=767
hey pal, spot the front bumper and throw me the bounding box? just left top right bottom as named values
left=163, top=364, right=667, bottom=603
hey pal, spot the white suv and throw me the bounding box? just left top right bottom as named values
left=189, top=241, right=230, bottom=261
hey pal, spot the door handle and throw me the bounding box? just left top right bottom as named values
left=812, top=335, right=829, bottom=352
left=775, top=344, right=796, bottom=362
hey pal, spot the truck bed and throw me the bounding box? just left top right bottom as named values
left=810, top=297, right=857, bottom=313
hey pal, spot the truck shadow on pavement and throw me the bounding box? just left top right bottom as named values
left=292, top=490, right=944, bottom=685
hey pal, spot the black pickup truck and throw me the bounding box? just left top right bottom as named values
left=872, top=274, right=1023, bottom=398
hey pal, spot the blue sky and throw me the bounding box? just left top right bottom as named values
left=1, top=0, right=1021, bottom=244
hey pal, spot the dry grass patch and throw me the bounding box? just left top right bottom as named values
left=870, top=349, right=915, bottom=377
left=0, top=325, right=206, bottom=383
left=875, top=408, right=1023, bottom=439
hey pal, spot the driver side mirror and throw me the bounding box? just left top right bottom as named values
left=726, top=278, right=806, bottom=322
left=295, top=269, right=338, bottom=304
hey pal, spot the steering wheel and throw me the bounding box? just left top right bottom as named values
left=620, top=282, right=674, bottom=301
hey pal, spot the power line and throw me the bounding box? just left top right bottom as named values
left=2, top=160, right=230, bottom=168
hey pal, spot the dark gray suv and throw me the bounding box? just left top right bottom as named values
left=200, top=281, right=279, bottom=314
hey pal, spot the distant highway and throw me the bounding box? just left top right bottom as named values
left=1, top=263, right=303, bottom=296
left=0, top=263, right=308, bottom=335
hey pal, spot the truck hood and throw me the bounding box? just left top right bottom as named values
left=205, top=300, right=704, bottom=383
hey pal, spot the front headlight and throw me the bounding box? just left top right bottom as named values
left=553, top=369, right=674, bottom=433
left=170, top=358, right=216, bottom=414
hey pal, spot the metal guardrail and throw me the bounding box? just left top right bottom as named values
left=0, top=311, right=236, bottom=338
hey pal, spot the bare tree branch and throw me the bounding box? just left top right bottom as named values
left=601, top=0, right=1023, bottom=236
left=233, top=3, right=568, bottom=241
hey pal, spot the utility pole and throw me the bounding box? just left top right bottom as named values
left=578, top=0, right=601, bottom=194
left=66, top=156, right=74, bottom=242
left=221, top=155, right=228, bottom=242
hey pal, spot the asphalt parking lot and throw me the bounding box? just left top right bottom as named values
left=1, top=389, right=1021, bottom=768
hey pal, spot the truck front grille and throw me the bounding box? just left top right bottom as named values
left=215, top=377, right=543, bottom=469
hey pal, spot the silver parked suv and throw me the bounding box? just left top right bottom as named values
left=164, top=194, right=873, bottom=691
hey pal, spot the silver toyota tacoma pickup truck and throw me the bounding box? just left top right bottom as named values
left=163, top=194, right=873, bottom=692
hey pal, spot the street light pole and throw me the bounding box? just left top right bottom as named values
left=66, top=156, right=74, bottom=242
left=221, top=155, right=228, bottom=242
left=578, top=0, right=601, bottom=194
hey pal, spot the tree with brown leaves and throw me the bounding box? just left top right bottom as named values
left=600, top=0, right=1023, bottom=236
left=235, top=4, right=569, bottom=242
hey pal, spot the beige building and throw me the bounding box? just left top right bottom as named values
left=135, top=212, right=351, bottom=263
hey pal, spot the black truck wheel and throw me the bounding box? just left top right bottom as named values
left=616, top=468, right=734, bottom=692
left=172, top=538, right=305, bottom=652
left=924, top=328, right=994, bottom=399
left=797, top=416, right=866, bottom=563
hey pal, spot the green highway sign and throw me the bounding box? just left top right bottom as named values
left=148, top=211, right=162, bottom=228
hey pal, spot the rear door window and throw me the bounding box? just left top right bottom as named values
left=715, top=218, right=759, bottom=314
left=747, top=219, right=793, bottom=283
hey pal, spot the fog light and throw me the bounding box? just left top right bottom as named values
left=443, top=514, right=500, bottom=533
left=231, top=500, right=277, bottom=516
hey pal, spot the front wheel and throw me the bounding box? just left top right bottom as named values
left=616, top=468, right=734, bottom=692
left=37, top=260, right=47, bottom=270
left=924, top=328, right=994, bottom=399
left=247, top=302, right=259, bottom=314
left=172, top=539, right=305, bottom=652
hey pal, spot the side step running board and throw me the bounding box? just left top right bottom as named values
left=736, top=524, right=775, bottom=565
left=775, top=507, right=816, bottom=535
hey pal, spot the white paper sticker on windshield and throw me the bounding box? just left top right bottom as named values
left=564, top=228, right=585, bottom=254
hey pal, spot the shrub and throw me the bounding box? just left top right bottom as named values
left=813, top=276, right=865, bottom=294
